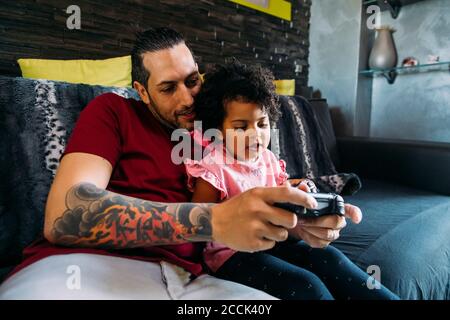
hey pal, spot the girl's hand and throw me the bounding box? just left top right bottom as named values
left=288, top=204, right=362, bottom=248
left=288, top=182, right=363, bottom=248
left=288, top=178, right=318, bottom=193
left=210, top=184, right=318, bottom=252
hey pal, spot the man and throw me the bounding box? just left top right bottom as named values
left=0, top=28, right=361, bottom=299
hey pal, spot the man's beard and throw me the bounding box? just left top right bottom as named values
left=144, top=89, right=194, bottom=131
left=147, top=95, right=177, bottom=130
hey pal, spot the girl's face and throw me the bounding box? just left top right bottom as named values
left=221, top=100, right=271, bottom=161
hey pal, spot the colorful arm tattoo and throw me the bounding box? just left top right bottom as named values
left=51, top=183, right=213, bottom=248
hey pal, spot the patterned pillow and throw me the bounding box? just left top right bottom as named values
left=272, top=96, right=361, bottom=195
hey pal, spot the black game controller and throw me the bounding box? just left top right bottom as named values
left=274, top=193, right=345, bottom=218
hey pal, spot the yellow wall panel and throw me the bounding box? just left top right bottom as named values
left=229, top=0, right=292, bottom=21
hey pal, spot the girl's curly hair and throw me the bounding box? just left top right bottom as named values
left=194, top=60, right=280, bottom=131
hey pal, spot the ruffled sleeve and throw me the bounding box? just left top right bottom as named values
left=184, top=158, right=229, bottom=200
left=277, top=159, right=289, bottom=186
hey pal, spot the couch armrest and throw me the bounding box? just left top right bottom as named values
left=337, top=137, right=450, bottom=196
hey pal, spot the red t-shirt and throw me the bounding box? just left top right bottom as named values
left=10, top=93, right=205, bottom=277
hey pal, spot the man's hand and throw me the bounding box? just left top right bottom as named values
left=288, top=183, right=363, bottom=248
left=210, top=185, right=319, bottom=252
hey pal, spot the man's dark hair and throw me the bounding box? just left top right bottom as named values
left=131, top=27, right=189, bottom=86
left=195, top=60, right=280, bottom=131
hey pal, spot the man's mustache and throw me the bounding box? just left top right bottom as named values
left=175, top=107, right=195, bottom=116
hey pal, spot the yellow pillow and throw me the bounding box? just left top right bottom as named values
left=274, top=79, right=295, bottom=96
left=18, top=56, right=132, bottom=87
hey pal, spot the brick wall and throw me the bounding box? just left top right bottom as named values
left=0, top=0, right=311, bottom=92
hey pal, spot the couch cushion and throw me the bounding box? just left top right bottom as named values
left=308, top=98, right=340, bottom=168
left=334, top=178, right=450, bottom=299
left=0, top=76, right=139, bottom=268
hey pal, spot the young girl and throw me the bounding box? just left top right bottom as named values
left=185, top=61, right=399, bottom=300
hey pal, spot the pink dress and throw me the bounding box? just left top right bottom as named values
left=184, top=143, right=289, bottom=273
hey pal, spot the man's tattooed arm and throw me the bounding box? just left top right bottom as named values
left=50, top=182, right=213, bottom=249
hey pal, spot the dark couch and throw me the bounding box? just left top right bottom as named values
left=311, top=99, right=450, bottom=300
left=0, top=77, right=448, bottom=299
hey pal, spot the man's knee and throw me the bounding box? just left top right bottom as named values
left=0, top=254, right=170, bottom=299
